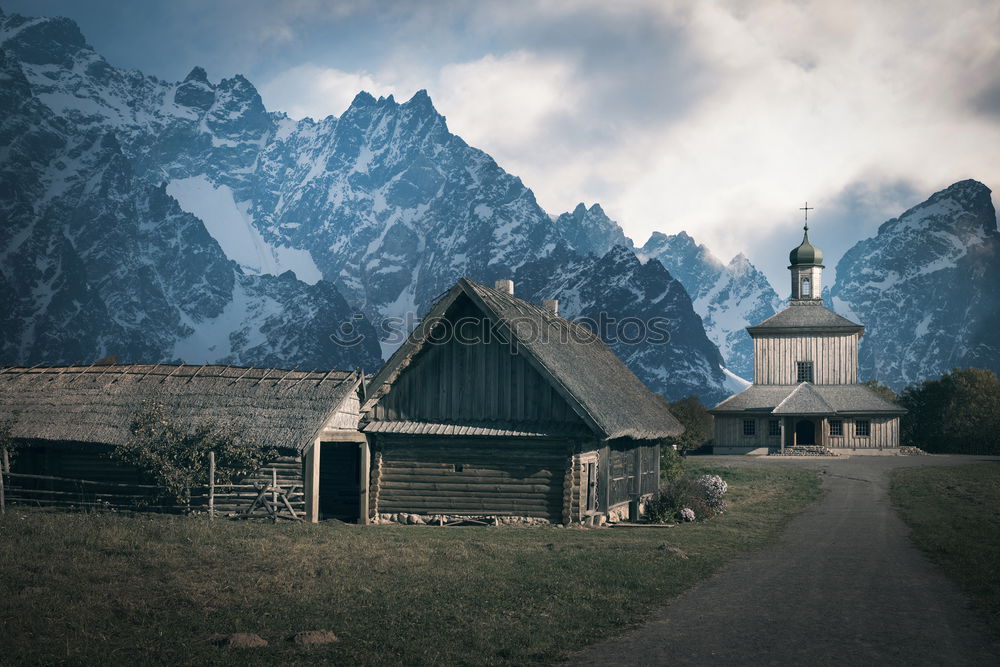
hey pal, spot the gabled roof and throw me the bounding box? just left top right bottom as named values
left=0, top=365, right=360, bottom=453
left=747, top=301, right=864, bottom=336
left=772, top=383, right=835, bottom=415
left=711, top=382, right=906, bottom=416
left=362, top=278, right=683, bottom=440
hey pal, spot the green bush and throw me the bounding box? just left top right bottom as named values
left=661, top=396, right=713, bottom=451
left=659, top=446, right=687, bottom=482
left=646, top=474, right=716, bottom=523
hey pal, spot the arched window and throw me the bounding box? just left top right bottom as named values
left=801, top=276, right=812, bottom=297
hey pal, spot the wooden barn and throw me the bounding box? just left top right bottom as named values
left=0, top=364, right=366, bottom=520
left=360, top=278, right=684, bottom=525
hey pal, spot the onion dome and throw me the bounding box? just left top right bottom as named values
left=789, top=224, right=824, bottom=266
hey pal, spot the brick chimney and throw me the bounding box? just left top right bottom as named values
left=542, top=299, right=559, bottom=316
left=494, top=279, right=514, bottom=295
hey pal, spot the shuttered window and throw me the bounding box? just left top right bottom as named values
left=855, top=420, right=870, bottom=437
left=743, top=419, right=756, bottom=436
left=768, top=420, right=780, bottom=436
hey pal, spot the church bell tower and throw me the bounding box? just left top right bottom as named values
left=788, top=204, right=824, bottom=301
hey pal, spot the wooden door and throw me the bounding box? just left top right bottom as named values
left=319, top=443, right=361, bottom=521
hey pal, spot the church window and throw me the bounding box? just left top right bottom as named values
left=768, top=420, right=780, bottom=436
left=830, top=420, right=843, bottom=436
left=796, top=361, right=814, bottom=383
left=743, top=419, right=756, bottom=436
left=801, top=276, right=812, bottom=297
left=855, top=420, right=870, bottom=437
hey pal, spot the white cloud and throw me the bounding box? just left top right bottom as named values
left=258, top=64, right=406, bottom=120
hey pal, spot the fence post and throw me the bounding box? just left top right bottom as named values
left=208, top=450, right=216, bottom=520
left=0, top=447, right=7, bottom=515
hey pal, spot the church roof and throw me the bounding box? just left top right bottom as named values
left=362, top=278, right=683, bottom=441
left=710, top=382, right=906, bottom=416
left=772, top=383, right=835, bottom=415
left=747, top=301, right=864, bottom=335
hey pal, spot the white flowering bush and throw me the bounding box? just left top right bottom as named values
left=679, top=507, right=696, bottom=522
left=697, top=474, right=728, bottom=512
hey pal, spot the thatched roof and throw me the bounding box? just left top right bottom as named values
left=363, top=278, right=683, bottom=441
left=0, top=364, right=360, bottom=452
left=747, top=301, right=864, bottom=336
left=711, top=382, right=905, bottom=416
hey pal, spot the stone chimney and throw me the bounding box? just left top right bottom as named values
left=542, top=299, right=559, bottom=316
left=494, top=279, right=514, bottom=295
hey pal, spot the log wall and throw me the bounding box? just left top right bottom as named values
left=371, top=436, right=572, bottom=521
left=753, top=333, right=860, bottom=384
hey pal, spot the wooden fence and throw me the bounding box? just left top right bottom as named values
left=0, top=449, right=304, bottom=519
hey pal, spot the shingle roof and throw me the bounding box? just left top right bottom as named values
left=772, top=383, right=835, bottom=415
left=711, top=382, right=905, bottom=415
left=363, top=278, right=683, bottom=440
left=363, top=420, right=591, bottom=437
left=747, top=301, right=864, bottom=335
left=0, top=365, right=360, bottom=452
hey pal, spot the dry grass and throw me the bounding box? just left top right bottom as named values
left=891, top=463, right=1000, bottom=639
left=0, top=462, right=819, bottom=665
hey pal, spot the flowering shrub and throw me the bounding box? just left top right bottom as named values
left=679, top=507, right=696, bottom=522
left=697, top=474, right=728, bottom=512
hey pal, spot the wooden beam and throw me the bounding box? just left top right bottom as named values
left=358, top=439, right=371, bottom=525
left=318, top=429, right=367, bottom=442
left=304, top=440, right=321, bottom=523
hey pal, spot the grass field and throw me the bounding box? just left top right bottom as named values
left=891, top=463, right=1000, bottom=640
left=0, top=462, right=820, bottom=665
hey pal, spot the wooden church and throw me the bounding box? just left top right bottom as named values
left=711, top=221, right=905, bottom=454
left=359, top=278, right=683, bottom=524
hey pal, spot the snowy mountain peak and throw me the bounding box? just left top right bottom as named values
left=832, top=179, right=1000, bottom=389
left=555, top=202, right=633, bottom=257
left=183, top=65, right=210, bottom=84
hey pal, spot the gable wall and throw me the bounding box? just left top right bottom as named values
left=753, top=332, right=859, bottom=385
left=371, top=296, right=583, bottom=425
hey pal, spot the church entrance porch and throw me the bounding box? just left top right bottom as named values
left=794, top=419, right=816, bottom=446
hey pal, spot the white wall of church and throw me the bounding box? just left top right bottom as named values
left=753, top=333, right=860, bottom=384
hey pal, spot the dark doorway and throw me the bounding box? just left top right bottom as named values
left=319, top=443, right=361, bottom=521
left=794, top=420, right=816, bottom=446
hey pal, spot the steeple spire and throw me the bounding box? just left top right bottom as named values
left=789, top=202, right=824, bottom=300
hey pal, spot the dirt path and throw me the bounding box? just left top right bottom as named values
left=569, top=455, right=1000, bottom=666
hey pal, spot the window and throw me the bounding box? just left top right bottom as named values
left=855, top=420, right=870, bottom=437
left=829, top=420, right=843, bottom=437
left=796, top=361, right=814, bottom=383
left=801, top=276, right=812, bottom=297
left=743, top=419, right=756, bottom=436
left=768, top=420, right=781, bottom=436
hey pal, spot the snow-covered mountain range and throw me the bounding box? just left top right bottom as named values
left=831, top=179, right=1000, bottom=390
left=0, top=9, right=734, bottom=402
left=1, top=8, right=995, bottom=401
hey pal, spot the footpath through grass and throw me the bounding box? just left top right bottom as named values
left=0, top=462, right=819, bottom=665
left=891, top=463, right=1000, bottom=640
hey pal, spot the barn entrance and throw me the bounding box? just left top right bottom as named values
left=794, top=420, right=816, bottom=446
left=319, top=443, right=361, bottom=521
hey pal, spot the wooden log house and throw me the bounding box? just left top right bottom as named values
left=359, top=278, right=684, bottom=525
left=0, top=364, right=365, bottom=519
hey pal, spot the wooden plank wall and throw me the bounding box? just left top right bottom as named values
left=373, top=437, right=570, bottom=521
left=715, top=415, right=900, bottom=449
left=753, top=333, right=859, bottom=384
left=372, top=297, right=584, bottom=426
left=606, top=439, right=659, bottom=508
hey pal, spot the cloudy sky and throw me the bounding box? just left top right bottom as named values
left=7, top=0, right=999, bottom=292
